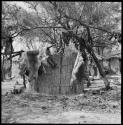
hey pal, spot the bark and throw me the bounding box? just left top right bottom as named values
left=86, top=27, right=110, bottom=90
left=23, top=75, right=26, bottom=88
left=7, top=53, right=21, bottom=60
left=86, top=45, right=110, bottom=89
left=1, top=58, right=4, bottom=81
left=9, top=41, right=13, bottom=77
left=59, top=36, right=64, bottom=94
left=1, top=50, right=24, bottom=55
left=71, top=33, right=110, bottom=90
left=59, top=52, right=63, bottom=94
left=1, top=54, right=5, bottom=81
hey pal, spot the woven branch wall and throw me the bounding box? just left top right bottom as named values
left=37, top=50, right=77, bottom=95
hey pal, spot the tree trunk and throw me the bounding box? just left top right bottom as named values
left=23, top=75, right=26, bottom=88
left=86, top=46, right=110, bottom=89
left=2, top=54, right=5, bottom=80
left=59, top=36, right=64, bottom=94
left=9, top=41, right=13, bottom=78
left=1, top=58, right=4, bottom=81
left=59, top=52, right=63, bottom=94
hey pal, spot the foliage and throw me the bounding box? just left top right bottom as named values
left=2, top=2, right=121, bottom=51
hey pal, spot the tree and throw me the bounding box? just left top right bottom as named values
left=42, top=2, right=121, bottom=90
left=2, top=2, right=121, bottom=91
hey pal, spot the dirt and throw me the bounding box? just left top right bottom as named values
left=2, top=82, right=121, bottom=123
left=2, top=63, right=121, bottom=123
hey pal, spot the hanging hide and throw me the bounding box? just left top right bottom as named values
left=70, top=52, right=85, bottom=93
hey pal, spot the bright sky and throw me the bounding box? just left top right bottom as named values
left=5, top=1, right=50, bottom=51
left=7, top=1, right=46, bottom=14
left=6, top=2, right=121, bottom=51
left=7, top=1, right=35, bottom=12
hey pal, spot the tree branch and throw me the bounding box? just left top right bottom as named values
left=1, top=50, right=24, bottom=55
left=11, top=26, right=64, bottom=38
left=49, top=2, right=120, bottom=36
left=64, top=15, right=120, bottom=35
left=7, top=53, right=21, bottom=60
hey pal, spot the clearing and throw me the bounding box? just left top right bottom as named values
left=2, top=76, right=121, bottom=123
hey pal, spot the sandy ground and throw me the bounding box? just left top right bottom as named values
left=2, top=64, right=121, bottom=123
left=2, top=82, right=121, bottom=124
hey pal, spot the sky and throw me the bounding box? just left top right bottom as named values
left=5, top=2, right=121, bottom=51
left=7, top=1, right=35, bottom=12
left=7, top=1, right=46, bottom=14
left=7, top=1, right=48, bottom=51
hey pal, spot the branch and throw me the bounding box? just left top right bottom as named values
left=92, top=43, right=116, bottom=47
left=93, top=40, right=117, bottom=45
left=49, top=2, right=120, bottom=36
left=41, top=29, right=56, bottom=44
left=7, top=53, right=20, bottom=60
left=64, top=15, right=121, bottom=35
left=12, top=26, right=64, bottom=38
left=11, top=29, right=27, bottom=38
left=1, top=50, right=24, bottom=55
left=86, top=27, right=93, bottom=46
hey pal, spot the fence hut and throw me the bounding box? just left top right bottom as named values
left=37, top=45, right=77, bottom=95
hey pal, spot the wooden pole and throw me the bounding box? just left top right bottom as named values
left=59, top=35, right=65, bottom=94
left=9, top=38, right=13, bottom=78
left=59, top=35, right=62, bottom=94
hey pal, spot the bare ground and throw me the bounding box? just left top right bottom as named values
left=2, top=78, right=121, bottom=124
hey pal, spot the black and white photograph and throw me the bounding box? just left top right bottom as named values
left=1, top=1, right=121, bottom=123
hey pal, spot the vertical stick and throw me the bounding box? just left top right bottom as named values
left=2, top=54, right=5, bottom=80
left=9, top=39, right=13, bottom=78
left=54, top=28, right=55, bottom=40
left=59, top=35, right=64, bottom=94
